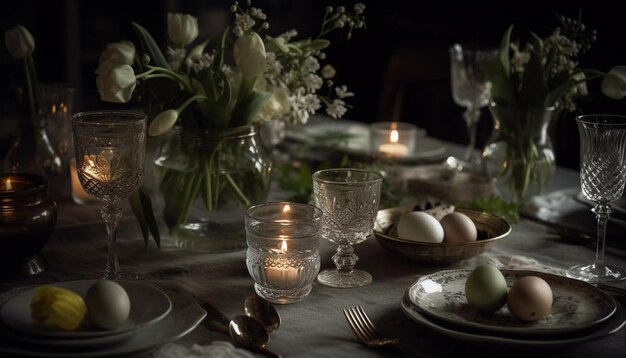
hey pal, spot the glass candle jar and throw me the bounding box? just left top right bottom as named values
left=245, top=202, right=322, bottom=304
left=0, top=173, right=57, bottom=277
left=370, top=121, right=418, bottom=157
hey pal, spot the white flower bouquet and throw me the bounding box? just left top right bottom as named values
left=95, top=1, right=366, bottom=243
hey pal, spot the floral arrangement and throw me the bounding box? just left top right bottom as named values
left=488, top=13, right=625, bottom=111
left=485, top=13, right=626, bottom=205
left=95, top=1, right=366, bottom=243
left=96, top=1, right=366, bottom=133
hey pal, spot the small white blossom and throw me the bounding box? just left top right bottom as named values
left=335, top=85, right=354, bottom=98
left=261, top=22, right=269, bottom=30
left=305, top=74, right=323, bottom=92
left=233, top=26, right=244, bottom=38
left=250, top=7, right=267, bottom=20
left=304, top=56, right=320, bottom=72
left=167, top=47, right=187, bottom=69
left=354, top=3, right=366, bottom=15
left=234, top=13, right=255, bottom=34
left=326, top=99, right=347, bottom=119
left=186, top=53, right=213, bottom=73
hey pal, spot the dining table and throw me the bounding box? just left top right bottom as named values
left=1, top=118, right=625, bottom=358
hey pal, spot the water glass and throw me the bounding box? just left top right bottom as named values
left=245, top=202, right=322, bottom=304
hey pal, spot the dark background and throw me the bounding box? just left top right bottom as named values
left=1, top=0, right=625, bottom=170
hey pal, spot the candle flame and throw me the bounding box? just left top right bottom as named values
left=51, top=104, right=57, bottom=114
left=5, top=178, right=12, bottom=190
left=61, top=102, right=67, bottom=113
left=283, top=204, right=291, bottom=213
left=390, top=129, right=399, bottom=143
left=280, top=240, right=288, bottom=252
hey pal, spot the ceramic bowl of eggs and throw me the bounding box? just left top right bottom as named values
left=374, top=204, right=511, bottom=265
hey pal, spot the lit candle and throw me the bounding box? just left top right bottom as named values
left=266, top=240, right=299, bottom=287
left=378, top=126, right=409, bottom=157
left=69, top=159, right=95, bottom=204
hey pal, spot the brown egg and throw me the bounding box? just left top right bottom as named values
left=507, top=276, right=553, bottom=322
left=441, top=212, right=477, bottom=243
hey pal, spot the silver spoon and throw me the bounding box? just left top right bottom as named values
left=201, top=303, right=281, bottom=358
left=244, top=293, right=281, bottom=332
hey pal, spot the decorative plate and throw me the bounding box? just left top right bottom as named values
left=406, top=269, right=617, bottom=336
left=0, top=280, right=172, bottom=338
left=0, top=286, right=206, bottom=357
left=401, top=294, right=626, bottom=347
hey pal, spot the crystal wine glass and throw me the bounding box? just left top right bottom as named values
left=72, top=111, right=146, bottom=279
left=566, top=115, right=626, bottom=283
left=312, top=168, right=383, bottom=288
left=449, top=44, right=496, bottom=163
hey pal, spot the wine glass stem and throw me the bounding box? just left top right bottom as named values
left=101, top=202, right=123, bottom=279
left=463, top=108, right=481, bottom=161
left=592, top=204, right=612, bottom=267
left=332, top=243, right=358, bottom=273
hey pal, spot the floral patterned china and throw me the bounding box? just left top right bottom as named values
left=406, top=270, right=617, bottom=336
left=0, top=280, right=171, bottom=338
left=401, top=294, right=626, bottom=347
left=0, top=285, right=204, bottom=357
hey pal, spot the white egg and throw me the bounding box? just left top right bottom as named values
left=397, top=211, right=444, bottom=243
left=85, top=280, right=131, bottom=330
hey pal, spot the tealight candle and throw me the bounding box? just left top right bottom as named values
left=265, top=240, right=300, bottom=286
left=245, top=202, right=322, bottom=304
left=370, top=121, right=418, bottom=158
left=69, top=158, right=96, bottom=204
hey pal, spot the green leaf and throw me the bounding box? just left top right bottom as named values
left=518, top=50, right=548, bottom=108
left=129, top=188, right=160, bottom=248
left=266, top=37, right=289, bottom=53
left=230, top=89, right=271, bottom=127
left=132, top=22, right=169, bottom=69
left=498, top=25, right=513, bottom=77
left=457, top=194, right=520, bottom=224
left=309, top=39, right=330, bottom=51
left=486, top=25, right=517, bottom=106
left=211, top=27, right=230, bottom=73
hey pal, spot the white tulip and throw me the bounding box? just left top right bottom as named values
left=5, top=25, right=35, bottom=59
left=96, top=59, right=137, bottom=103
left=601, top=66, right=626, bottom=100
left=97, top=41, right=135, bottom=71
left=233, top=33, right=267, bottom=77
left=148, top=109, right=179, bottom=136
left=168, top=13, right=198, bottom=46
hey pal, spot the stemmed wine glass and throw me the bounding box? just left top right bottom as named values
left=72, top=111, right=147, bottom=279
left=449, top=44, right=496, bottom=163
left=312, top=168, right=383, bottom=288
left=566, top=115, right=626, bottom=283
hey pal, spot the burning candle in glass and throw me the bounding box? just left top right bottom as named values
left=245, top=202, right=322, bottom=304
left=370, top=121, right=418, bottom=157
left=69, top=158, right=96, bottom=204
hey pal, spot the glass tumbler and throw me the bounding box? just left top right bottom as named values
left=245, top=202, right=322, bottom=304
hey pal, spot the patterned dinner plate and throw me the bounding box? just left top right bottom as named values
left=406, top=269, right=617, bottom=336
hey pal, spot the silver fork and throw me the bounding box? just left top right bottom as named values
left=343, top=306, right=400, bottom=347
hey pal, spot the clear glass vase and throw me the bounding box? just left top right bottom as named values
left=4, top=115, right=64, bottom=199
left=482, top=105, right=557, bottom=204
left=153, top=125, right=272, bottom=252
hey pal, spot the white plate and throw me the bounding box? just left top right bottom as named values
left=401, top=294, right=626, bottom=347
left=0, top=280, right=172, bottom=339
left=0, top=286, right=206, bottom=356
left=407, top=270, right=616, bottom=336
left=286, top=120, right=446, bottom=162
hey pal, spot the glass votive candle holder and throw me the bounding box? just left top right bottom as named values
left=245, top=202, right=322, bottom=304
left=370, top=121, right=418, bottom=157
